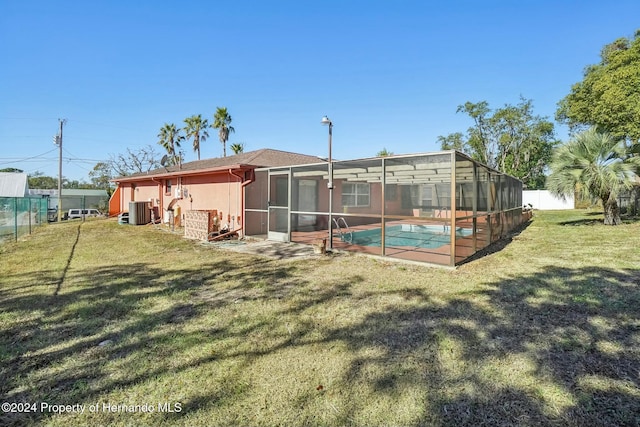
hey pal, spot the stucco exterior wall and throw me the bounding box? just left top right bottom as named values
left=117, top=173, right=245, bottom=233
left=132, top=181, right=160, bottom=205
left=171, top=175, right=242, bottom=229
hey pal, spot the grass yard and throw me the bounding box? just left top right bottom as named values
left=0, top=210, right=639, bottom=426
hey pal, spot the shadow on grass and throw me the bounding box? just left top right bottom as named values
left=558, top=210, right=640, bottom=226
left=0, top=251, right=331, bottom=426
left=2, top=238, right=639, bottom=426
left=324, top=266, right=640, bottom=426
left=54, top=223, right=82, bottom=296
left=558, top=218, right=604, bottom=226
left=149, top=264, right=640, bottom=426
left=457, top=219, right=532, bottom=266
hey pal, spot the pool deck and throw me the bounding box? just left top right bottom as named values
left=288, top=219, right=486, bottom=266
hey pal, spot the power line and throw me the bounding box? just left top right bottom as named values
left=0, top=148, right=58, bottom=166
left=0, top=157, right=104, bottom=162
left=62, top=147, right=106, bottom=163
left=0, top=117, right=59, bottom=121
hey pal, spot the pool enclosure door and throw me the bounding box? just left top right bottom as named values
left=267, top=170, right=290, bottom=242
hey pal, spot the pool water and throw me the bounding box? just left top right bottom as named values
left=343, top=224, right=472, bottom=249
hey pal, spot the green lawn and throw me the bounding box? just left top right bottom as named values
left=0, top=211, right=638, bottom=426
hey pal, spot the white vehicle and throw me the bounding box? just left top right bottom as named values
left=67, top=208, right=102, bottom=219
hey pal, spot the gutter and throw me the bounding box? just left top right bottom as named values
left=112, top=163, right=255, bottom=183
left=151, top=177, right=163, bottom=218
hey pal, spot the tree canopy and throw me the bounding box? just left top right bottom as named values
left=438, top=98, right=558, bottom=189
left=229, top=142, right=244, bottom=155
left=109, top=145, right=163, bottom=177
left=213, top=107, right=235, bottom=157
left=184, top=114, right=209, bottom=161
left=27, top=172, right=59, bottom=189
left=88, top=162, right=115, bottom=194
left=547, top=128, right=639, bottom=225
left=27, top=171, right=95, bottom=190
left=157, top=123, right=184, bottom=166
left=556, top=30, right=640, bottom=143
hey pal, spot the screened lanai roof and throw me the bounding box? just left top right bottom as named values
left=279, top=151, right=480, bottom=185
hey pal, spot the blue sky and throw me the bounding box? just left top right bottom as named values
left=1, top=0, right=639, bottom=181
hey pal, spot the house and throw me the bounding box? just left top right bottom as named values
left=113, top=148, right=527, bottom=267
left=110, top=148, right=323, bottom=236
left=0, top=172, right=29, bottom=197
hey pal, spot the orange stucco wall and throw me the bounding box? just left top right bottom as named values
left=117, top=172, right=245, bottom=232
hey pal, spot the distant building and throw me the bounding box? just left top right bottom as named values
left=28, top=189, right=109, bottom=211
left=0, top=172, right=29, bottom=197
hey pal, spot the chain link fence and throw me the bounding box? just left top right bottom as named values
left=0, top=197, right=49, bottom=244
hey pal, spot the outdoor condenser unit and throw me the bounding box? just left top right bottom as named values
left=129, top=201, right=151, bottom=226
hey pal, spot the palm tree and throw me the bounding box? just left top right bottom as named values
left=376, top=148, right=394, bottom=157
left=547, top=128, right=639, bottom=225
left=157, top=123, right=184, bottom=166
left=213, top=107, right=235, bottom=157
left=184, top=114, right=209, bottom=160
left=229, top=142, right=244, bottom=155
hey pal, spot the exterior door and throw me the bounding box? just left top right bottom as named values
left=267, top=171, right=290, bottom=242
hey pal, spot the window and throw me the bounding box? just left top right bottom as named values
left=165, top=179, right=172, bottom=196
left=435, top=183, right=451, bottom=208
left=421, top=186, right=432, bottom=208
left=342, top=182, right=370, bottom=207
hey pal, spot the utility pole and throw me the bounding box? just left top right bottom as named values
left=55, top=118, right=67, bottom=222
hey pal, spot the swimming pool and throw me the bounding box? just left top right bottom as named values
left=342, top=224, right=472, bottom=249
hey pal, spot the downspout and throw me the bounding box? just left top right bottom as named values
left=120, top=183, right=125, bottom=215
left=152, top=177, right=163, bottom=222
left=229, top=168, right=255, bottom=238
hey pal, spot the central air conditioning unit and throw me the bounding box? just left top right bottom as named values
left=129, top=201, right=151, bottom=225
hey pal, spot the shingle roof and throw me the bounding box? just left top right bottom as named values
left=114, top=148, right=323, bottom=181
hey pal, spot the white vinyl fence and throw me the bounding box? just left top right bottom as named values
left=522, top=190, right=574, bottom=210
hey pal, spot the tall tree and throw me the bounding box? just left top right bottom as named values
left=438, top=98, right=558, bottom=189
left=184, top=114, right=210, bottom=160
left=213, top=107, right=235, bottom=157
left=88, top=162, right=115, bottom=195
left=547, top=128, right=639, bottom=225
left=28, top=172, right=60, bottom=189
left=556, top=30, right=640, bottom=144
left=229, top=142, right=245, bottom=155
left=109, top=145, right=163, bottom=177
left=157, top=123, right=184, bottom=166
left=65, top=179, right=94, bottom=189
